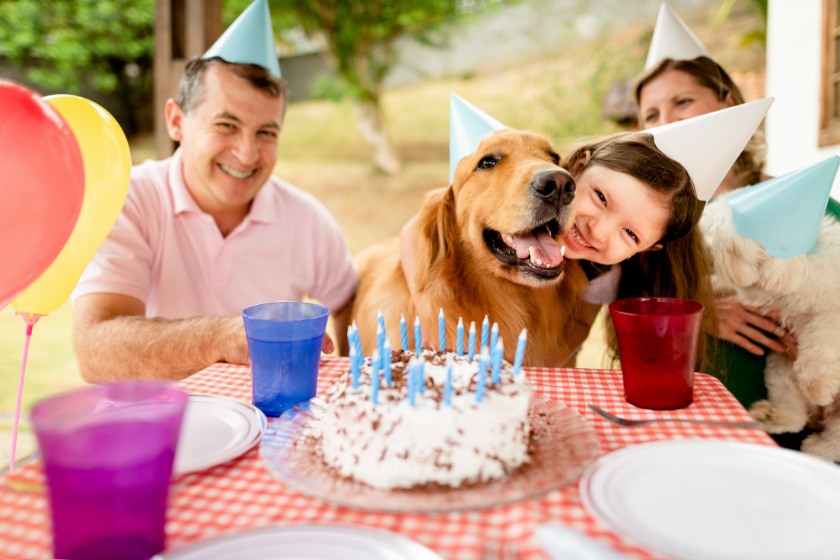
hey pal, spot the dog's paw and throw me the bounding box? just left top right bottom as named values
left=798, top=374, right=840, bottom=407
left=749, top=400, right=808, bottom=434
left=801, top=433, right=840, bottom=462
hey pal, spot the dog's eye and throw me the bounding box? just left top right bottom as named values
left=549, top=152, right=560, bottom=165
left=477, top=157, right=497, bottom=170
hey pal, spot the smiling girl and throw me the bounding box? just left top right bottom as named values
left=401, top=130, right=716, bottom=368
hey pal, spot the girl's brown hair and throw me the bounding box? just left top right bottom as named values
left=633, top=56, right=766, bottom=189
left=561, top=132, right=717, bottom=369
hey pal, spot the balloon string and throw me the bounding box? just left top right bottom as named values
left=9, top=324, right=33, bottom=475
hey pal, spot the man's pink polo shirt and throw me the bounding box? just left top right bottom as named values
left=72, top=149, right=358, bottom=319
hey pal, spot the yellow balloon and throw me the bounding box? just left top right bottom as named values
left=12, top=96, right=131, bottom=316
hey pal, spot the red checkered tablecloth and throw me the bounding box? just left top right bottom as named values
left=0, top=358, right=775, bottom=559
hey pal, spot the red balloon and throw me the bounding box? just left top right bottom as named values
left=0, top=80, right=85, bottom=310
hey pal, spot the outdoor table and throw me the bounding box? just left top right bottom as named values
left=0, top=357, right=775, bottom=560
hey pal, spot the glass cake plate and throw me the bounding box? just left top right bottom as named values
left=260, top=394, right=600, bottom=512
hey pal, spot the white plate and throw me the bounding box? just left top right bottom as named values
left=174, top=394, right=267, bottom=475
left=154, top=523, right=444, bottom=559
left=580, top=440, right=840, bottom=560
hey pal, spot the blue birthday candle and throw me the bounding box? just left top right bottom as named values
left=352, top=320, right=362, bottom=357
left=400, top=314, right=408, bottom=351
left=377, top=310, right=386, bottom=336
left=376, top=323, right=385, bottom=357
left=490, top=323, right=499, bottom=354
left=349, top=346, right=360, bottom=390
left=383, top=338, right=392, bottom=386
left=512, top=329, right=528, bottom=375
left=456, top=318, right=464, bottom=357
left=481, top=316, right=489, bottom=351
left=467, top=321, right=477, bottom=361
left=444, top=359, right=453, bottom=406
left=371, top=349, right=380, bottom=405
left=438, top=308, right=446, bottom=352
left=491, top=338, right=504, bottom=384
left=414, top=316, right=422, bottom=355
left=476, top=349, right=489, bottom=403
left=417, top=357, right=425, bottom=394
left=407, top=358, right=417, bottom=407
left=347, top=325, right=355, bottom=353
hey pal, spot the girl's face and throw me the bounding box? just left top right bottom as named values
left=638, top=69, right=735, bottom=129
left=561, top=165, right=669, bottom=265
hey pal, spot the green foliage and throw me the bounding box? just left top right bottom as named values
left=713, top=0, right=767, bottom=46
left=309, top=72, right=346, bottom=102
left=225, top=0, right=502, bottom=107
left=0, top=0, right=154, bottom=120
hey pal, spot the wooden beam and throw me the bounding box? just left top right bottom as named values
left=154, top=0, right=173, bottom=159
left=154, top=0, right=223, bottom=159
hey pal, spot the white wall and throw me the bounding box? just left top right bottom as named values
left=766, top=0, right=840, bottom=198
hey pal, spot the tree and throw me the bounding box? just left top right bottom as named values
left=228, top=0, right=499, bottom=174
left=0, top=0, right=154, bottom=134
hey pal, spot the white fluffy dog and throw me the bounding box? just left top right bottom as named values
left=700, top=195, right=840, bottom=461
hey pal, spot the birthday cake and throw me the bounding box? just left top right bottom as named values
left=318, top=348, right=532, bottom=490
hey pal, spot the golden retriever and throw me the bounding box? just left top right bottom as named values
left=350, top=129, right=586, bottom=366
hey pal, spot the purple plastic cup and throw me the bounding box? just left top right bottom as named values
left=31, top=382, right=187, bottom=560
left=243, top=302, right=329, bottom=417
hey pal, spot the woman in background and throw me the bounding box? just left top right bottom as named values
left=634, top=4, right=840, bottom=412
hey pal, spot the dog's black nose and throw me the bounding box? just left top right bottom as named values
left=531, top=169, right=575, bottom=205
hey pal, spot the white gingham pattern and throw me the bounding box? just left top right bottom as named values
left=0, top=358, right=775, bottom=559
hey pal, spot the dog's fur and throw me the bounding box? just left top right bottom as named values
left=700, top=195, right=840, bottom=460
left=350, top=129, right=587, bottom=366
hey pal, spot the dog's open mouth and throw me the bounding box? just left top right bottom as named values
left=483, top=218, right=566, bottom=279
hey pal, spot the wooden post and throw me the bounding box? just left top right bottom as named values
left=154, top=0, right=223, bottom=159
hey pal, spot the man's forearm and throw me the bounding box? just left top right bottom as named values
left=76, top=313, right=248, bottom=383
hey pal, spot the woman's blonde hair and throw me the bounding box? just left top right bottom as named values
left=633, top=56, right=766, bottom=188
left=562, top=132, right=717, bottom=369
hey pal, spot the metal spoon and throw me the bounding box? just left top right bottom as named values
left=587, top=403, right=764, bottom=429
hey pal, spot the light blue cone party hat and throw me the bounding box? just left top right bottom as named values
left=450, top=93, right=507, bottom=184
left=728, top=156, right=839, bottom=258
left=203, top=0, right=281, bottom=78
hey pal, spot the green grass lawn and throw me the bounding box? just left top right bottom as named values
left=0, top=2, right=764, bottom=418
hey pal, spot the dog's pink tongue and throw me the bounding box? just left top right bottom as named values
left=511, top=230, right=564, bottom=266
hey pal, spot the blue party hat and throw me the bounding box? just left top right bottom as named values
left=728, top=156, right=839, bottom=258
left=450, top=94, right=507, bottom=184
left=203, top=0, right=281, bottom=78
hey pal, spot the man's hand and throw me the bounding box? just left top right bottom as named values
left=714, top=295, right=797, bottom=358
left=322, top=332, right=335, bottom=354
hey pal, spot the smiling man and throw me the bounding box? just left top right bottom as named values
left=71, top=0, right=357, bottom=382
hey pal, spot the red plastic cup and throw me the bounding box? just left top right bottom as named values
left=609, top=297, right=704, bottom=410
left=31, top=382, right=187, bottom=560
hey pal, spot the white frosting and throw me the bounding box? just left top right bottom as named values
left=320, top=350, right=531, bottom=489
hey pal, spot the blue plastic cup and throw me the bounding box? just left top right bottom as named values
left=242, top=302, right=330, bottom=417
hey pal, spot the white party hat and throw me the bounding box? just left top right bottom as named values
left=204, top=0, right=281, bottom=78
left=450, top=93, right=507, bottom=184
left=648, top=97, right=774, bottom=201
left=645, top=3, right=713, bottom=70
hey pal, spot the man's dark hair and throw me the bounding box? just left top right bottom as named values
left=175, top=56, right=287, bottom=117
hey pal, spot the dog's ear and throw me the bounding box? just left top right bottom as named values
left=758, top=254, right=810, bottom=294
left=415, top=186, right=459, bottom=288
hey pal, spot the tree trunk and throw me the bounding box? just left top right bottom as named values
left=354, top=98, right=402, bottom=174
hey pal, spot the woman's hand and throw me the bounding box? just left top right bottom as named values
left=715, top=295, right=798, bottom=359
